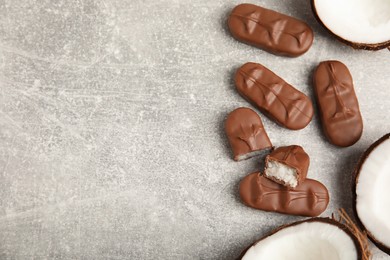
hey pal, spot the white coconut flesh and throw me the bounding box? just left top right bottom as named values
left=314, top=0, right=390, bottom=44
left=356, top=136, right=390, bottom=248
left=242, top=222, right=358, bottom=260
left=265, top=160, right=298, bottom=188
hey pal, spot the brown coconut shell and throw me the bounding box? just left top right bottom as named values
left=238, top=215, right=369, bottom=260
left=353, top=133, right=390, bottom=255
left=311, top=0, right=390, bottom=50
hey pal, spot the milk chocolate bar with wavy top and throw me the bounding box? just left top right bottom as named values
left=225, top=107, right=273, bottom=161
left=235, top=62, right=314, bottom=130
left=313, top=60, right=363, bottom=147
left=239, top=172, right=329, bottom=217
left=228, top=4, right=314, bottom=57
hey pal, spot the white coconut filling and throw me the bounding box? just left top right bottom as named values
left=242, top=222, right=358, bottom=260
left=314, top=0, right=390, bottom=44
left=265, top=160, right=298, bottom=187
left=356, top=137, right=390, bottom=248
left=236, top=149, right=270, bottom=161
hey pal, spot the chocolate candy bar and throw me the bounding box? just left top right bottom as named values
left=235, top=62, right=314, bottom=130
left=313, top=60, right=363, bottom=147
left=225, top=107, right=272, bottom=161
left=239, top=172, right=329, bottom=217
left=228, top=4, right=314, bottom=57
left=264, top=145, right=309, bottom=188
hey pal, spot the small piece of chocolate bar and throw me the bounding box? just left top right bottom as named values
left=264, top=145, right=309, bottom=188
left=225, top=107, right=272, bottom=161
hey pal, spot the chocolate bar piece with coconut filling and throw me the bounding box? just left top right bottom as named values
left=225, top=107, right=273, bottom=161
left=264, top=145, right=309, bottom=188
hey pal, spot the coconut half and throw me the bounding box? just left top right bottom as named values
left=312, top=0, right=390, bottom=50
left=240, top=216, right=368, bottom=260
left=354, top=133, right=390, bottom=255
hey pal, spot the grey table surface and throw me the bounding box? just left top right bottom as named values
left=0, top=0, right=389, bottom=259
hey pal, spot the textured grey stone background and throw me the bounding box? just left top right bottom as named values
left=0, top=0, right=389, bottom=259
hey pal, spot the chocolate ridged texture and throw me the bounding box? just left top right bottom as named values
left=228, top=3, right=314, bottom=57
left=313, top=60, right=363, bottom=147
left=265, top=145, right=309, bottom=187
left=225, top=107, right=272, bottom=161
left=235, top=62, right=314, bottom=130
left=239, top=172, right=329, bottom=217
